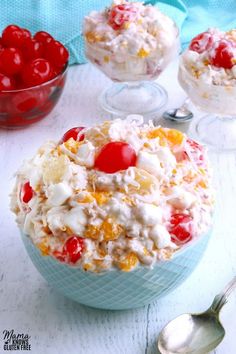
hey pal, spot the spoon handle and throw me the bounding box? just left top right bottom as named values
left=210, top=276, right=236, bottom=315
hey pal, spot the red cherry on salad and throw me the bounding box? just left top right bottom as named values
left=21, top=58, right=52, bottom=87
left=169, top=213, right=192, bottom=245
left=23, top=39, right=43, bottom=60
left=44, top=40, right=69, bottom=68
left=21, top=181, right=34, bottom=203
left=95, top=141, right=137, bottom=173
left=63, top=236, right=85, bottom=264
left=108, top=4, right=138, bottom=30
left=62, top=127, right=85, bottom=142
left=2, top=25, right=25, bottom=48
left=0, top=73, right=15, bottom=90
left=209, top=40, right=235, bottom=69
left=0, top=48, right=24, bottom=75
left=34, top=31, right=53, bottom=45
left=189, top=31, right=213, bottom=54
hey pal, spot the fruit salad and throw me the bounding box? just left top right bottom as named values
left=83, top=0, right=178, bottom=81
left=179, top=28, right=236, bottom=114
left=11, top=116, right=214, bottom=272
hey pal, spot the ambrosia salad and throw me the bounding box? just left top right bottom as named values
left=180, top=28, right=236, bottom=86
left=11, top=116, right=214, bottom=272
left=83, top=0, right=178, bottom=81
left=179, top=28, right=236, bottom=114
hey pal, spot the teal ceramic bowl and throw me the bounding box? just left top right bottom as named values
left=21, top=231, right=211, bottom=310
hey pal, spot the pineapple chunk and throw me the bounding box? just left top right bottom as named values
left=124, top=167, right=158, bottom=195
left=85, top=31, right=103, bottom=43
left=43, top=155, right=69, bottom=184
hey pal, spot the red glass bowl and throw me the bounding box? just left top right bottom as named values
left=0, top=63, right=68, bottom=129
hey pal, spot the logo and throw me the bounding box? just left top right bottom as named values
left=2, top=330, right=31, bottom=351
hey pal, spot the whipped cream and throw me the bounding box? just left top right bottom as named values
left=83, top=1, right=178, bottom=81
left=11, top=116, right=214, bottom=272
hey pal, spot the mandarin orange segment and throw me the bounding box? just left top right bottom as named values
left=146, top=128, right=167, bottom=145
left=85, top=225, right=100, bottom=240
left=83, top=263, right=93, bottom=271
left=197, top=179, right=208, bottom=189
left=78, top=193, right=95, bottom=204
left=92, top=191, right=112, bottom=205
left=85, top=219, right=123, bottom=241
left=137, top=47, right=150, bottom=58
left=38, top=239, right=50, bottom=256
left=102, top=220, right=123, bottom=241
left=118, top=252, right=139, bottom=271
left=147, top=128, right=184, bottom=146
left=166, top=129, right=184, bottom=146
left=78, top=191, right=111, bottom=205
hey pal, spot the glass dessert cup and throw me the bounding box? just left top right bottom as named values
left=0, top=63, right=68, bottom=129
left=85, top=32, right=179, bottom=117
left=179, top=59, right=236, bottom=152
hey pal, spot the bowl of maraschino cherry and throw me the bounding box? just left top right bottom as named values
left=0, top=25, right=69, bottom=129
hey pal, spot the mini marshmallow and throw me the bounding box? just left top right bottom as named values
left=47, top=182, right=72, bottom=206
left=137, top=151, right=163, bottom=177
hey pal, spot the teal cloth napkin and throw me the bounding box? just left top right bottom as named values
left=0, top=0, right=235, bottom=65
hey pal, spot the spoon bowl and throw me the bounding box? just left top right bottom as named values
left=157, top=276, right=236, bottom=354
left=158, top=313, right=225, bottom=354
left=162, top=98, right=193, bottom=123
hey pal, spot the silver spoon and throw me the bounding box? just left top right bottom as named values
left=162, top=98, right=193, bottom=123
left=157, top=276, right=236, bottom=354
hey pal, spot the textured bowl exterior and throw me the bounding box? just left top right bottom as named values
left=21, top=231, right=211, bottom=310
left=0, top=64, right=67, bottom=129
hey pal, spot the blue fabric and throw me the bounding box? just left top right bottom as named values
left=0, top=1, right=235, bottom=65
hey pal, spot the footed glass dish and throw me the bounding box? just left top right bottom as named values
left=179, top=58, right=236, bottom=152
left=84, top=1, right=179, bottom=117
left=85, top=35, right=179, bottom=117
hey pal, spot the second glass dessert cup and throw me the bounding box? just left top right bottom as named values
left=85, top=33, right=179, bottom=117
left=179, top=59, right=236, bottom=152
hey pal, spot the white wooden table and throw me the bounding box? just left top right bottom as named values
left=1, top=58, right=236, bottom=354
